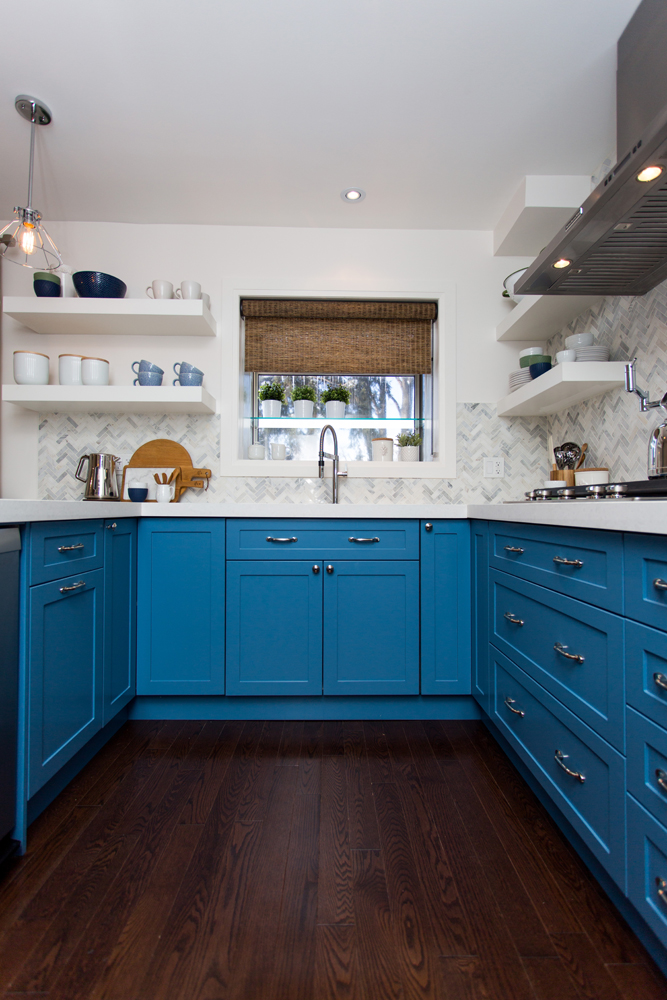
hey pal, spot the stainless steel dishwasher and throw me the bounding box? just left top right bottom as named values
left=0, top=527, right=20, bottom=869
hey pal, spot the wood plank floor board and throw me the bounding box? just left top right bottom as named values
left=298, top=720, right=323, bottom=795
left=322, top=719, right=346, bottom=756
left=344, top=729, right=380, bottom=851
left=363, top=720, right=395, bottom=785
left=314, top=924, right=359, bottom=1000
left=177, top=719, right=245, bottom=825
left=277, top=719, right=304, bottom=765
left=351, top=850, right=404, bottom=1000
left=551, top=932, right=625, bottom=1000
left=521, top=955, right=587, bottom=1000
left=605, top=962, right=667, bottom=1000
left=318, top=754, right=353, bottom=926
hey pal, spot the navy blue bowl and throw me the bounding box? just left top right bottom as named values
left=73, top=270, right=127, bottom=298
left=128, top=487, right=148, bottom=502
left=529, top=362, right=552, bottom=379
left=33, top=279, right=61, bottom=297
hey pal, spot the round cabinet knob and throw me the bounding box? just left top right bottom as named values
left=312, top=565, right=320, bottom=574
left=326, top=564, right=334, bottom=574
left=107, top=522, right=117, bottom=530
left=425, top=522, right=433, bottom=532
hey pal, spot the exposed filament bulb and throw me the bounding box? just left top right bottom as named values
left=19, top=224, right=36, bottom=254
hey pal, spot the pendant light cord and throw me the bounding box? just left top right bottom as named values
left=26, top=103, right=36, bottom=210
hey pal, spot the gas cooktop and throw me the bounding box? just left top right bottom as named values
left=513, top=479, right=667, bottom=502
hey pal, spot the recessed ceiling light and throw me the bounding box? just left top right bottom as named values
left=553, top=258, right=571, bottom=269
left=637, top=165, right=663, bottom=182
left=341, top=188, right=365, bottom=202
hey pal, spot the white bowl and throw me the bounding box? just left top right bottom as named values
left=503, top=268, right=528, bottom=303
left=556, top=350, right=577, bottom=363
left=518, top=346, right=545, bottom=359
left=565, top=332, right=595, bottom=349
left=575, top=469, right=609, bottom=486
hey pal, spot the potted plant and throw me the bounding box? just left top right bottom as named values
left=258, top=380, right=286, bottom=419
left=320, top=384, right=350, bottom=419
left=291, top=384, right=317, bottom=418
left=396, top=431, right=422, bottom=461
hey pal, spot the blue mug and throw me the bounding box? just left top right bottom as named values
left=173, top=371, right=203, bottom=387
left=173, top=361, right=203, bottom=376
left=132, top=359, right=164, bottom=375
left=134, top=370, right=163, bottom=386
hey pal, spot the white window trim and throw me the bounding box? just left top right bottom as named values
left=218, top=278, right=457, bottom=479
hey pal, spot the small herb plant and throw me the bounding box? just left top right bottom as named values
left=258, top=380, right=286, bottom=403
left=396, top=431, right=422, bottom=448
left=320, top=385, right=351, bottom=405
left=291, top=385, right=317, bottom=403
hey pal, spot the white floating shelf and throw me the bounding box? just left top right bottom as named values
left=497, top=362, right=626, bottom=417
left=2, top=297, right=217, bottom=337
left=496, top=294, right=601, bottom=342
left=2, top=385, right=217, bottom=414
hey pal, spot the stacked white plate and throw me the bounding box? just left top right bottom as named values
left=575, top=346, right=610, bottom=362
left=508, top=368, right=533, bottom=393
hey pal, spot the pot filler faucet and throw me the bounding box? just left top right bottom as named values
left=318, top=424, right=347, bottom=503
left=625, top=358, right=667, bottom=478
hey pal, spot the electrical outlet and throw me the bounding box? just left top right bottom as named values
left=483, top=457, right=504, bottom=478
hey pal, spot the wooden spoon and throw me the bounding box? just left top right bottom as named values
left=575, top=443, right=588, bottom=470
left=153, top=473, right=161, bottom=485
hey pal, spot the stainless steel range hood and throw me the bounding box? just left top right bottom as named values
left=516, top=0, right=667, bottom=298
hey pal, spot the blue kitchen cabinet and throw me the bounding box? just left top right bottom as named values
left=226, top=561, right=323, bottom=696
left=420, top=519, right=472, bottom=695
left=323, top=561, right=420, bottom=695
left=472, top=521, right=490, bottom=712
left=28, top=568, right=104, bottom=797
left=103, top=518, right=137, bottom=723
left=137, top=519, right=225, bottom=695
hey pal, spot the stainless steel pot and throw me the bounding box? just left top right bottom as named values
left=75, top=453, right=121, bottom=500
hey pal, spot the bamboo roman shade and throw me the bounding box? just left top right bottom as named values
left=242, top=299, right=435, bottom=375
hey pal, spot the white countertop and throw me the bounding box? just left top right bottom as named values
left=1, top=498, right=667, bottom=535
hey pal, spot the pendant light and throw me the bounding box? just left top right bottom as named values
left=0, top=95, right=62, bottom=271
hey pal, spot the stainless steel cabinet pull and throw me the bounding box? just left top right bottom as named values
left=57, top=542, right=84, bottom=552
left=504, top=612, right=524, bottom=625
left=554, top=642, right=585, bottom=665
left=554, top=750, right=585, bottom=783
left=656, top=878, right=667, bottom=905
left=59, top=581, right=86, bottom=594
left=654, top=578, right=667, bottom=591
left=425, top=523, right=433, bottom=532
left=266, top=536, right=297, bottom=543
left=326, top=565, right=334, bottom=574
left=312, top=565, right=320, bottom=574
left=654, top=672, right=667, bottom=692
left=656, top=769, right=667, bottom=794
left=504, top=545, right=524, bottom=554
left=504, top=697, right=525, bottom=717
left=106, top=522, right=117, bottom=530
left=553, top=555, right=584, bottom=568
left=348, top=536, right=380, bottom=543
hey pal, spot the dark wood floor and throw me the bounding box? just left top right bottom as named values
left=1, top=720, right=666, bottom=1000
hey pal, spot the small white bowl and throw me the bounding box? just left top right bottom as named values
left=575, top=469, right=609, bottom=486
left=519, top=346, right=545, bottom=358
left=556, top=350, right=577, bottom=363
left=565, top=332, right=595, bottom=349
left=503, top=268, right=528, bottom=303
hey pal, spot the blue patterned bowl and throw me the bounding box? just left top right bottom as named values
left=33, top=279, right=61, bottom=297
left=73, top=271, right=127, bottom=298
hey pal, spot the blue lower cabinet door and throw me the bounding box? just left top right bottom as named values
left=627, top=794, right=667, bottom=949
left=137, top=520, right=225, bottom=695
left=472, top=522, right=489, bottom=710
left=226, top=561, right=322, bottom=695
left=103, top=519, right=137, bottom=723
left=420, top=520, right=472, bottom=695
left=29, top=568, right=104, bottom=797
left=323, top=561, right=419, bottom=695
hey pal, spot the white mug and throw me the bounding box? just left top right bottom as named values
left=81, top=356, right=110, bottom=386
left=58, top=354, right=83, bottom=385
left=146, top=280, right=173, bottom=299
left=270, top=443, right=286, bottom=460
left=248, top=444, right=266, bottom=460
left=13, top=351, right=49, bottom=385
left=175, top=281, right=201, bottom=300
left=371, top=437, right=393, bottom=462
left=201, top=292, right=211, bottom=310
left=156, top=483, right=174, bottom=503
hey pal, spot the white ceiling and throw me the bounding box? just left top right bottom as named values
left=0, top=0, right=642, bottom=230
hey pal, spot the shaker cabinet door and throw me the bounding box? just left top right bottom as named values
left=420, top=520, right=472, bottom=695
left=103, top=518, right=137, bottom=723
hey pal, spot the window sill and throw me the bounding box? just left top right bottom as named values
left=223, top=459, right=455, bottom=479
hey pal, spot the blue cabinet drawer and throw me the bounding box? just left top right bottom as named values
left=490, top=571, right=625, bottom=750
left=626, top=620, right=667, bottom=730
left=492, top=649, right=626, bottom=890
left=29, top=519, right=104, bottom=585
left=489, top=522, right=623, bottom=612
left=627, top=795, right=667, bottom=949
left=627, top=706, right=667, bottom=830
left=625, top=533, right=667, bottom=631
left=226, top=519, right=419, bottom=560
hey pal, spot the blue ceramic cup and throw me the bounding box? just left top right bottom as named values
left=34, top=279, right=61, bottom=297
left=173, top=371, right=203, bottom=387
left=529, top=362, right=552, bottom=379
left=128, top=487, right=148, bottom=501
left=132, top=359, right=164, bottom=375
left=134, top=370, right=163, bottom=386
left=173, top=361, right=203, bottom=376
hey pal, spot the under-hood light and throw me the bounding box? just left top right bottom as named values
left=637, top=165, right=663, bottom=182
left=553, top=258, right=571, bottom=269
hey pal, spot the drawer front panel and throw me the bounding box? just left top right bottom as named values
left=492, top=649, right=626, bottom=889
left=30, top=519, right=104, bottom=585
left=490, top=571, right=624, bottom=749
left=226, top=519, right=419, bottom=560
left=626, top=620, right=667, bottom=730
left=625, top=533, right=667, bottom=631
left=489, top=522, right=623, bottom=612
left=627, top=707, right=667, bottom=829
left=627, top=795, right=667, bottom=949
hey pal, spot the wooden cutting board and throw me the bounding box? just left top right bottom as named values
left=121, top=439, right=211, bottom=502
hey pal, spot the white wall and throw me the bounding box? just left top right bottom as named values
left=0, top=221, right=531, bottom=497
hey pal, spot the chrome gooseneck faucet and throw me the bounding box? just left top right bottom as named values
left=624, top=358, right=667, bottom=412
left=318, top=424, right=347, bottom=503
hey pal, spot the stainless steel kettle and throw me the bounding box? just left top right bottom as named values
left=75, top=453, right=121, bottom=500
left=649, top=418, right=667, bottom=478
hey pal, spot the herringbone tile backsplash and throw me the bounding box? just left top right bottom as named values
left=37, top=279, right=667, bottom=502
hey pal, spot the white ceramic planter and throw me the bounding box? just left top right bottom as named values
left=261, top=399, right=282, bottom=418
left=371, top=438, right=393, bottom=462
left=325, top=400, right=346, bottom=418
left=293, top=399, right=314, bottom=418
left=399, top=445, right=420, bottom=461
